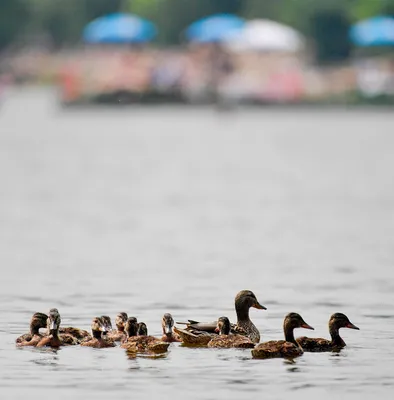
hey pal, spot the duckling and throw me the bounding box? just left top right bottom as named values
left=177, top=290, right=266, bottom=344
left=121, top=317, right=169, bottom=354
left=207, top=317, right=255, bottom=349
left=16, top=312, right=48, bottom=347
left=36, top=309, right=63, bottom=348
left=161, top=313, right=181, bottom=343
left=296, top=313, right=359, bottom=352
left=80, top=317, right=116, bottom=348
left=252, top=313, right=314, bottom=359
left=107, top=312, right=128, bottom=342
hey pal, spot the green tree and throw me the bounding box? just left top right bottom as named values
left=0, top=0, right=30, bottom=50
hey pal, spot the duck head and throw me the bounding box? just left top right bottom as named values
left=215, top=316, right=231, bottom=335
left=100, top=315, right=113, bottom=332
left=115, top=312, right=128, bottom=332
left=30, top=312, right=48, bottom=335
left=137, top=322, right=148, bottom=336
left=47, top=308, right=61, bottom=335
left=162, top=313, right=175, bottom=337
left=125, top=317, right=138, bottom=337
left=235, top=290, right=266, bottom=320
left=283, top=312, right=314, bottom=344
left=91, top=317, right=106, bottom=339
left=329, top=313, right=359, bottom=331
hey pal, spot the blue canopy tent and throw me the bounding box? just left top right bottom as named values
left=350, top=16, right=394, bottom=46
left=83, top=13, right=157, bottom=44
left=185, top=14, right=245, bottom=43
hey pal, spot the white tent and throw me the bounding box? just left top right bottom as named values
left=224, top=19, right=305, bottom=52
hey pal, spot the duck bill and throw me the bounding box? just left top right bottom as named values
left=253, top=302, right=267, bottom=310
left=49, top=320, right=57, bottom=330
left=301, top=322, right=314, bottom=330
left=164, top=324, right=173, bottom=336
left=346, top=322, right=359, bottom=330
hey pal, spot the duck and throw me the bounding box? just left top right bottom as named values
left=252, top=313, right=314, bottom=359
left=16, top=312, right=48, bottom=347
left=121, top=317, right=170, bottom=354
left=107, top=312, right=128, bottom=342
left=80, top=317, right=116, bottom=348
left=161, top=313, right=181, bottom=343
left=207, top=316, right=255, bottom=348
left=176, top=290, right=266, bottom=344
left=36, top=308, right=64, bottom=348
left=296, top=313, right=359, bottom=352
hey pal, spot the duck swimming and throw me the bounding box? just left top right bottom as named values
left=80, top=317, right=116, bottom=348
left=296, top=313, right=359, bottom=352
left=16, top=312, right=48, bottom=347
left=161, top=313, right=181, bottom=343
left=36, top=309, right=63, bottom=348
left=176, top=290, right=266, bottom=344
left=107, top=312, right=128, bottom=342
left=207, top=317, right=255, bottom=348
left=121, top=317, right=170, bottom=354
left=252, top=313, right=314, bottom=359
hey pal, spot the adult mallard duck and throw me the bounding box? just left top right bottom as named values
left=176, top=290, right=266, bottom=344
left=121, top=317, right=169, bottom=354
left=296, top=313, right=359, bottom=352
left=36, top=309, right=64, bottom=348
left=16, top=312, right=48, bottom=347
left=161, top=313, right=181, bottom=343
left=207, top=317, right=255, bottom=348
left=107, top=312, right=128, bottom=342
left=252, top=313, right=314, bottom=359
left=80, top=317, right=116, bottom=348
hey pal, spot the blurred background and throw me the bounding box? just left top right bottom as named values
left=1, top=0, right=394, bottom=106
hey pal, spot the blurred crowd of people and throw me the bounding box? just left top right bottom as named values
left=2, top=44, right=394, bottom=105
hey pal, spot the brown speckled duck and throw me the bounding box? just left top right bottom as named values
left=161, top=313, right=181, bottom=343
left=252, top=313, right=314, bottom=359
left=80, top=317, right=116, bottom=348
left=121, top=317, right=169, bottom=354
left=16, top=312, right=48, bottom=347
left=107, top=312, right=128, bottom=342
left=296, top=313, right=359, bottom=352
left=176, top=290, right=266, bottom=344
left=208, top=317, right=255, bottom=348
left=36, top=309, right=64, bottom=348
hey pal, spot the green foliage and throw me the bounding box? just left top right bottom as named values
left=310, top=9, right=352, bottom=64
left=1, top=0, right=394, bottom=59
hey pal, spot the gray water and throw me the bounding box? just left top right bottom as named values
left=1, top=88, right=394, bottom=399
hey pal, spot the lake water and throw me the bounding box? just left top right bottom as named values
left=1, top=88, right=394, bottom=399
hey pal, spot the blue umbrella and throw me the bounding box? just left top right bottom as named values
left=350, top=15, right=394, bottom=46
left=186, top=14, right=245, bottom=43
left=83, top=13, right=157, bottom=43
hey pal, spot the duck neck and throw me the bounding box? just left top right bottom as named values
left=49, top=328, right=60, bottom=339
left=329, top=324, right=345, bottom=346
left=235, top=301, right=250, bottom=322
left=284, top=324, right=296, bottom=344
left=117, top=325, right=125, bottom=333
left=92, top=329, right=102, bottom=340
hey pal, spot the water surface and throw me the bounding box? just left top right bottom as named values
left=1, top=89, right=393, bottom=399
